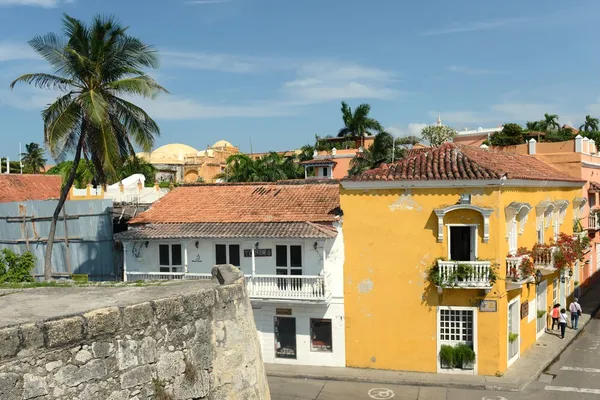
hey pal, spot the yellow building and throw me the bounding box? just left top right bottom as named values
left=137, top=140, right=239, bottom=183
left=340, top=143, right=585, bottom=376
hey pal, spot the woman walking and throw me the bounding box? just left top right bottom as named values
left=551, top=304, right=560, bottom=331
left=558, top=308, right=570, bottom=339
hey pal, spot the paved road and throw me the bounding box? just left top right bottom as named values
left=268, top=310, right=600, bottom=400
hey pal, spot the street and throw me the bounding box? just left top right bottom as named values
left=268, top=310, right=600, bottom=400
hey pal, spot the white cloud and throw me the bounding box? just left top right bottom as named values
left=0, top=0, right=59, bottom=6
left=432, top=103, right=563, bottom=128
left=160, top=50, right=291, bottom=73
left=0, top=88, right=62, bottom=111
left=421, top=17, right=529, bottom=36
left=387, top=123, right=428, bottom=137
left=447, top=66, right=507, bottom=75
left=0, top=42, right=38, bottom=62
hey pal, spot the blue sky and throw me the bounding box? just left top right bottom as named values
left=1, top=0, right=600, bottom=160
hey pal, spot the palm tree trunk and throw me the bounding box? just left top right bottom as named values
left=43, top=132, right=86, bottom=280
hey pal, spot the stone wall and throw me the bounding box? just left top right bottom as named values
left=0, top=265, right=270, bottom=400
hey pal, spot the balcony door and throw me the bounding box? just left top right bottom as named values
left=508, top=296, right=520, bottom=367
left=449, top=226, right=476, bottom=261
left=276, top=245, right=303, bottom=290
left=536, top=280, right=547, bottom=339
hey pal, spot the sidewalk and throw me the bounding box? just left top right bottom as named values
left=266, top=278, right=600, bottom=392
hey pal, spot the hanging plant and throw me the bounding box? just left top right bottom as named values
left=531, top=243, right=552, bottom=264
left=508, top=332, right=519, bottom=343
left=551, top=233, right=582, bottom=272
left=519, top=257, right=535, bottom=277
left=537, top=309, right=546, bottom=318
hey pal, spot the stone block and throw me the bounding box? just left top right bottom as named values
left=122, top=302, right=154, bottom=328
left=0, top=373, right=22, bottom=400
left=120, top=365, right=154, bottom=389
left=0, top=327, right=20, bottom=360
left=182, top=291, right=214, bottom=319
left=54, top=359, right=107, bottom=387
left=153, top=297, right=184, bottom=321
left=22, top=373, right=48, bottom=399
left=139, top=337, right=157, bottom=364
left=84, top=307, right=121, bottom=337
left=45, top=360, right=63, bottom=372
left=19, top=324, right=43, bottom=352
left=45, top=317, right=84, bottom=348
left=116, top=340, right=139, bottom=371
left=189, top=342, right=213, bottom=370
left=106, top=390, right=130, bottom=400
left=91, top=341, right=114, bottom=359
left=75, top=349, right=93, bottom=364
left=173, top=369, right=209, bottom=399
left=157, top=350, right=185, bottom=381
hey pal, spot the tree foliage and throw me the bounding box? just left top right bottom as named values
left=11, top=14, right=166, bottom=280
left=489, top=123, right=525, bottom=146
left=217, top=152, right=305, bottom=182
left=348, top=131, right=405, bottom=176
left=0, top=249, right=36, bottom=283
left=20, top=142, right=47, bottom=174
left=337, top=101, right=383, bottom=137
left=420, top=125, right=457, bottom=147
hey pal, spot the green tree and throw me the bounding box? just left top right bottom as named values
left=20, top=142, right=47, bottom=174
left=10, top=14, right=166, bottom=280
left=46, top=160, right=95, bottom=188
left=580, top=115, right=599, bottom=133
left=349, top=131, right=405, bottom=176
left=489, top=123, right=525, bottom=146
left=525, top=121, right=543, bottom=131
left=337, top=101, right=383, bottom=137
left=115, top=156, right=157, bottom=187
left=396, top=135, right=421, bottom=148
left=420, top=125, right=458, bottom=147
left=542, top=113, right=560, bottom=131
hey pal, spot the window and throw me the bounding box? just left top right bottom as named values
left=449, top=226, right=475, bottom=261
left=508, top=218, right=517, bottom=255
left=589, top=193, right=596, bottom=209
left=215, top=244, right=240, bottom=266
left=537, top=228, right=544, bottom=245
left=310, top=319, right=332, bottom=352
left=439, top=309, right=473, bottom=343
left=553, top=278, right=558, bottom=305
left=158, top=244, right=182, bottom=272
left=276, top=245, right=303, bottom=290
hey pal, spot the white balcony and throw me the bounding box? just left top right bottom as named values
left=505, top=256, right=534, bottom=291
left=588, top=213, right=600, bottom=231
left=124, top=271, right=332, bottom=303
left=533, top=246, right=557, bottom=275
left=437, top=260, right=492, bottom=289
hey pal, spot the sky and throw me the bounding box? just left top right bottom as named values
left=1, top=0, right=600, bottom=160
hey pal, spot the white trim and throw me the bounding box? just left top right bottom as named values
left=436, top=306, right=478, bottom=375
left=434, top=204, right=493, bottom=243
left=447, top=224, right=478, bottom=260
left=581, top=161, right=600, bottom=169
left=341, top=179, right=584, bottom=190
left=507, top=295, right=521, bottom=367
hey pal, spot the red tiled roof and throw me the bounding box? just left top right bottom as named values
left=589, top=182, right=600, bottom=193
left=129, top=181, right=340, bottom=224
left=0, top=175, right=62, bottom=203
left=300, top=159, right=337, bottom=166
left=115, top=222, right=337, bottom=240
left=347, top=143, right=583, bottom=183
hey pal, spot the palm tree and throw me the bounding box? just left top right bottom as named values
left=525, top=121, right=543, bottom=131
left=10, top=14, right=166, bottom=280
left=116, top=156, right=157, bottom=186
left=579, top=115, right=599, bottom=132
left=20, top=142, right=47, bottom=174
left=337, top=101, right=383, bottom=138
left=348, top=131, right=404, bottom=176
left=542, top=113, right=560, bottom=131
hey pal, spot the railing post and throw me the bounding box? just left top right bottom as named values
left=123, top=243, right=127, bottom=282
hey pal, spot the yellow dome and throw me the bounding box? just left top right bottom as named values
left=212, top=140, right=235, bottom=148
left=147, top=143, right=200, bottom=165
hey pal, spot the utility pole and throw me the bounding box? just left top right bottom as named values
left=19, top=142, right=23, bottom=174
left=249, top=137, right=253, bottom=156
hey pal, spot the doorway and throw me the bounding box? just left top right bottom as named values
left=508, top=297, right=520, bottom=366
left=536, top=280, right=547, bottom=339
left=449, top=226, right=476, bottom=261
left=274, top=317, right=296, bottom=359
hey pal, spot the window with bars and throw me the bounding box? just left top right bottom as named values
left=438, top=309, right=474, bottom=343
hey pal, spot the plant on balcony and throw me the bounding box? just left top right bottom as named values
left=426, top=259, right=443, bottom=287
left=531, top=243, right=552, bottom=264
left=508, top=332, right=519, bottom=343
left=439, top=345, right=454, bottom=368
left=574, top=218, right=584, bottom=233
left=454, top=343, right=476, bottom=369
left=519, top=257, right=535, bottom=278
left=551, top=233, right=585, bottom=272
left=537, top=309, right=546, bottom=319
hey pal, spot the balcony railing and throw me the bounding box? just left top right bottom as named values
left=506, top=256, right=534, bottom=290
left=437, top=260, right=492, bottom=289
left=124, top=271, right=331, bottom=302
left=533, top=246, right=556, bottom=272
left=588, top=213, right=600, bottom=231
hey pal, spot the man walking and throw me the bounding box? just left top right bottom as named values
left=569, top=298, right=583, bottom=330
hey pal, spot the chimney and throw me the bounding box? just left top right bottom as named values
left=5, top=157, right=9, bottom=174
left=528, top=138, right=537, bottom=155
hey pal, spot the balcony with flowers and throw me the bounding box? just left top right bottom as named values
left=530, top=233, right=588, bottom=276
left=506, top=247, right=535, bottom=291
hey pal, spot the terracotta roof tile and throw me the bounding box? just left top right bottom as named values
left=347, top=143, right=583, bottom=183
left=589, top=182, right=600, bottom=193
left=115, top=222, right=337, bottom=240
left=129, top=181, right=340, bottom=224
left=0, top=175, right=62, bottom=203
left=299, top=158, right=337, bottom=166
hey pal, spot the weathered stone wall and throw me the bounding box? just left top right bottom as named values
left=0, top=265, right=270, bottom=400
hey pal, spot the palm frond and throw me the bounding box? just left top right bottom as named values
left=107, top=75, right=168, bottom=98
left=10, top=73, right=80, bottom=91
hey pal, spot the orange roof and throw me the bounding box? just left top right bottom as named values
left=0, top=175, right=61, bottom=203
left=347, top=143, right=584, bottom=183
left=130, top=181, right=340, bottom=224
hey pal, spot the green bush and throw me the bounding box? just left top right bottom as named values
left=439, top=345, right=454, bottom=368
left=508, top=332, right=519, bottom=343
left=0, top=249, right=36, bottom=283
left=454, top=343, right=476, bottom=368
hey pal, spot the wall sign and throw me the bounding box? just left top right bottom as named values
left=479, top=300, right=497, bottom=312
left=520, top=301, right=529, bottom=319
left=276, top=308, right=292, bottom=316
left=243, top=248, right=272, bottom=257
left=191, top=254, right=202, bottom=263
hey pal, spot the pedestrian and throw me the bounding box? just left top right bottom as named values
left=551, top=303, right=560, bottom=331
left=569, top=298, right=583, bottom=330
left=559, top=308, right=570, bottom=339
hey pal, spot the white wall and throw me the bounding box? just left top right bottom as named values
left=253, top=303, right=346, bottom=367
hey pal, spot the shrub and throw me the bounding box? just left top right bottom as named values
left=454, top=343, right=475, bottom=368
left=439, top=345, right=454, bottom=368
left=537, top=309, right=547, bottom=318
left=508, top=332, right=519, bottom=343
left=0, top=249, right=35, bottom=283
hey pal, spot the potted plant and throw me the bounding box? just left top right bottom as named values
left=508, top=332, right=519, bottom=343
left=439, top=345, right=454, bottom=369
left=454, top=343, right=475, bottom=369
left=537, top=309, right=546, bottom=319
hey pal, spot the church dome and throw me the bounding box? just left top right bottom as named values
left=212, top=140, right=235, bottom=148
left=145, top=143, right=199, bottom=165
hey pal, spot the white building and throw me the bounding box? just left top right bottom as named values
left=115, top=181, right=346, bottom=367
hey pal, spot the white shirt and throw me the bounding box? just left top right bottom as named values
left=559, top=312, right=568, bottom=324
left=570, top=302, right=582, bottom=314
